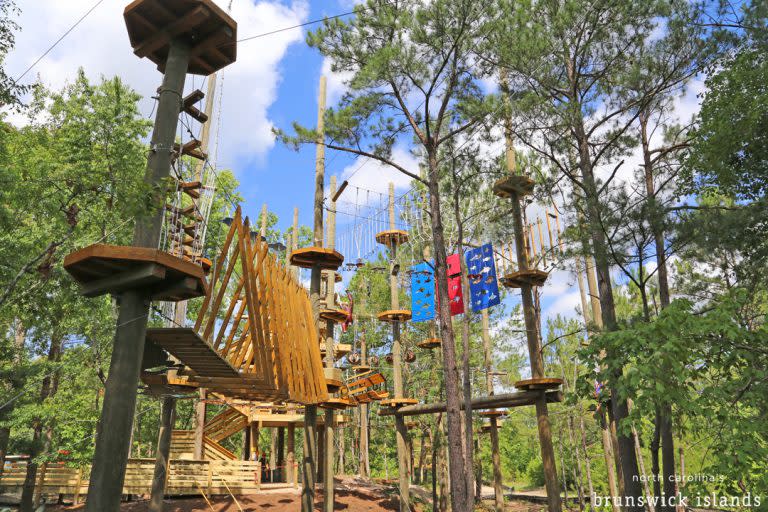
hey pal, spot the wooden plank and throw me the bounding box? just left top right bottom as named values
left=134, top=5, right=211, bottom=58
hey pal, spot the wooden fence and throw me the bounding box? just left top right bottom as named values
left=0, top=458, right=298, bottom=502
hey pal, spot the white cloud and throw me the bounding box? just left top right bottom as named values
left=337, top=145, right=418, bottom=197
left=4, top=0, right=308, bottom=171
left=321, top=56, right=353, bottom=106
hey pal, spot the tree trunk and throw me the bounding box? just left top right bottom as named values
left=651, top=411, right=661, bottom=501
left=579, top=415, right=595, bottom=511
left=427, top=149, right=468, bottom=512
left=453, top=192, right=475, bottom=508
left=575, top=122, right=643, bottom=509
left=640, top=110, right=676, bottom=512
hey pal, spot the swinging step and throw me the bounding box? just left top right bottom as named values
left=182, top=90, right=209, bottom=124
left=173, top=140, right=208, bottom=161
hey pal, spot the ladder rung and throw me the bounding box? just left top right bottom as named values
left=184, top=188, right=201, bottom=199
left=183, top=90, right=205, bottom=109
left=178, top=181, right=203, bottom=190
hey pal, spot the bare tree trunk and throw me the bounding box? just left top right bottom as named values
left=579, top=416, right=595, bottom=511
left=427, top=149, right=468, bottom=512
left=640, top=111, right=676, bottom=512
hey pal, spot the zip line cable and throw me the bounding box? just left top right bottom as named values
left=12, top=0, right=107, bottom=84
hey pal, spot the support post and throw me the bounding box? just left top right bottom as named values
left=148, top=397, right=177, bottom=512
left=323, top=176, right=338, bottom=512
left=502, top=93, right=561, bottom=512
left=193, top=389, right=207, bottom=460
left=386, top=183, right=411, bottom=512
left=277, top=427, right=286, bottom=483
left=303, top=74, right=327, bottom=512
left=481, top=309, right=504, bottom=511
left=84, top=38, right=190, bottom=512
left=287, top=424, right=296, bottom=486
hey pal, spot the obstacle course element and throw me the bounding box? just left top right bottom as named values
left=375, top=229, right=409, bottom=247
left=417, top=338, right=441, bottom=350
left=289, top=246, right=344, bottom=270
left=492, top=174, right=536, bottom=198
left=124, top=0, right=237, bottom=75
left=410, top=261, right=435, bottom=322
left=64, top=245, right=207, bottom=301
left=500, top=269, right=549, bottom=289
left=143, top=208, right=328, bottom=404
left=465, top=243, right=501, bottom=312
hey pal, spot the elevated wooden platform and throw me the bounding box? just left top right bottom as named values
left=289, top=246, right=344, bottom=270
left=319, top=398, right=351, bottom=411
left=514, top=377, right=563, bottom=391
left=319, top=308, right=349, bottom=323
left=319, top=343, right=352, bottom=358
left=380, top=398, right=418, bottom=408
left=375, top=229, right=409, bottom=247
left=124, top=0, right=237, bottom=76
left=417, top=338, right=441, bottom=349
left=146, top=328, right=239, bottom=378
left=377, top=309, right=412, bottom=322
left=500, top=269, right=549, bottom=288
left=63, top=244, right=207, bottom=301
left=352, top=365, right=371, bottom=373
left=478, top=409, right=507, bottom=418
left=492, top=174, right=536, bottom=198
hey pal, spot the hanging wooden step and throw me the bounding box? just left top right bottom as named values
left=181, top=223, right=198, bottom=236
left=380, top=398, right=418, bottom=408
left=167, top=204, right=203, bottom=222
left=173, top=140, right=208, bottom=162
left=324, top=367, right=343, bottom=393
left=181, top=90, right=209, bottom=124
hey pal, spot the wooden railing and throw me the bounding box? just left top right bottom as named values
left=0, top=458, right=298, bottom=501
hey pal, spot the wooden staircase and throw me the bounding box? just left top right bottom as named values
left=204, top=407, right=248, bottom=443
left=169, top=430, right=237, bottom=461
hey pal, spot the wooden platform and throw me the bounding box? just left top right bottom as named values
left=377, top=309, right=412, bottom=322
left=289, top=246, right=344, bottom=270
left=319, top=397, right=351, bottom=410
left=319, top=308, right=349, bottom=323
left=514, top=377, right=563, bottom=391
left=500, top=269, right=549, bottom=288
left=478, top=409, right=507, bottom=417
left=380, top=398, right=419, bottom=408
left=319, top=343, right=352, bottom=358
left=492, top=174, right=536, bottom=198
left=375, top=229, right=409, bottom=247
left=379, top=390, right=563, bottom=417
left=63, top=244, right=207, bottom=301
left=417, top=338, right=441, bottom=349
left=146, top=328, right=239, bottom=378
left=124, top=0, right=237, bottom=76
left=352, top=365, right=371, bottom=373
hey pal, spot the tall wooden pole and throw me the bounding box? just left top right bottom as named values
left=386, top=182, right=411, bottom=512
left=502, top=95, right=562, bottom=512
left=84, top=38, right=190, bottom=512
left=303, top=75, right=327, bottom=512
left=323, top=177, right=338, bottom=512
left=481, top=309, right=504, bottom=511
left=358, top=291, right=370, bottom=477
left=148, top=397, right=176, bottom=512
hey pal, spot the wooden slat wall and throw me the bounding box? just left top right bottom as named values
left=0, top=459, right=274, bottom=497
left=193, top=206, right=328, bottom=405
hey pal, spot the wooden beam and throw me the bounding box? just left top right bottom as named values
left=134, top=6, right=211, bottom=58
left=81, top=263, right=166, bottom=297
left=378, top=390, right=563, bottom=417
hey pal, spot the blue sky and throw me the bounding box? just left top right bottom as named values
left=4, top=0, right=706, bottom=339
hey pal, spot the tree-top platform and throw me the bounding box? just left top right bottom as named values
left=375, top=229, right=410, bottom=247
left=514, top=377, right=564, bottom=391
left=124, top=0, right=237, bottom=76
left=289, top=246, right=344, bottom=270
left=500, top=269, right=549, bottom=288
left=63, top=244, right=207, bottom=301
left=377, top=309, right=412, bottom=322
left=320, top=308, right=349, bottom=323
left=492, top=174, right=536, bottom=198
left=417, top=338, right=441, bottom=349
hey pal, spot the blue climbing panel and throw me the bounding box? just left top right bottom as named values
left=465, top=243, right=500, bottom=312
left=410, top=261, right=435, bottom=322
